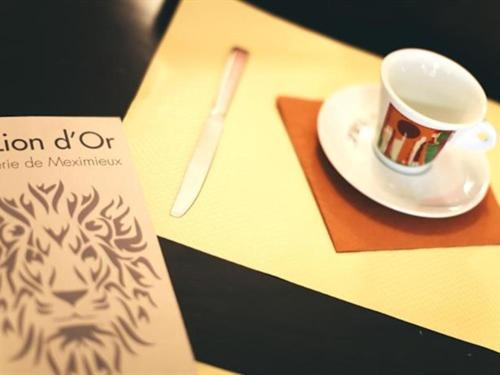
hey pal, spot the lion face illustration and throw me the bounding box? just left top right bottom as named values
left=0, top=182, right=160, bottom=374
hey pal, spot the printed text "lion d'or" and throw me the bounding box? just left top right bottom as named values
left=48, top=156, right=122, bottom=167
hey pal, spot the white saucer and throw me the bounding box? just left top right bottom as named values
left=317, top=84, right=490, bottom=218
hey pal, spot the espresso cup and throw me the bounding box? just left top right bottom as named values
left=374, top=48, right=497, bottom=174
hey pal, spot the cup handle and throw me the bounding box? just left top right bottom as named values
left=448, top=121, right=497, bottom=151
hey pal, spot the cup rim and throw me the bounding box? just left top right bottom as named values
left=381, top=48, right=487, bottom=131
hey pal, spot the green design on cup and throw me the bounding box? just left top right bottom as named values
left=424, top=132, right=451, bottom=164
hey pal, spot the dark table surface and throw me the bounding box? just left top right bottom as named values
left=1, top=1, right=499, bottom=374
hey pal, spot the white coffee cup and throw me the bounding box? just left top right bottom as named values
left=374, top=48, right=497, bottom=174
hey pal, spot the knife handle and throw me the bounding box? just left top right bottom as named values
left=211, top=47, right=248, bottom=117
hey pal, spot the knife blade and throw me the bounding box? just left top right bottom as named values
left=170, top=47, right=249, bottom=217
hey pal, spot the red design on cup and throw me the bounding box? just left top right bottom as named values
left=377, top=104, right=453, bottom=167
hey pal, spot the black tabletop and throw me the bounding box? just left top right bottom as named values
left=1, top=1, right=499, bottom=374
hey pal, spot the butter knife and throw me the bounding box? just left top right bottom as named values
left=170, top=47, right=249, bottom=217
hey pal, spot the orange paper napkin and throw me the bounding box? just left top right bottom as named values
left=277, top=96, right=500, bottom=252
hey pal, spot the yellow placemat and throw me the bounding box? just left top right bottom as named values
left=197, top=362, right=237, bottom=375
left=124, top=0, right=500, bottom=352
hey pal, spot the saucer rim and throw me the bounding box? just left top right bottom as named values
left=317, top=83, right=490, bottom=219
